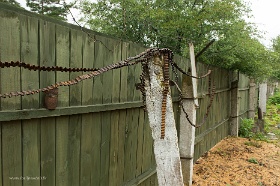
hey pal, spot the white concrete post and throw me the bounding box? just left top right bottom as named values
left=144, top=54, right=184, bottom=186
left=248, top=79, right=256, bottom=119
left=179, top=43, right=198, bottom=186
left=259, top=82, right=267, bottom=115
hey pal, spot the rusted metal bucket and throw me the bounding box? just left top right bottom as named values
left=44, top=88, right=58, bottom=110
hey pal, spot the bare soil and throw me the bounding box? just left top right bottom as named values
left=193, top=137, right=280, bottom=186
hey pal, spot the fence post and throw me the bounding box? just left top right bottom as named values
left=248, top=79, right=256, bottom=119
left=144, top=53, right=184, bottom=186
left=259, top=82, right=267, bottom=116
left=179, top=43, right=197, bottom=186
left=230, top=76, right=239, bottom=136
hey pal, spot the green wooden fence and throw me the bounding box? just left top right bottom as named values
left=0, top=3, right=257, bottom=186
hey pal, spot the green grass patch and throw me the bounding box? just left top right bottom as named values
left=244, top=141, right=262, bottom=148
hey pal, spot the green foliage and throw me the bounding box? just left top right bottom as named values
left=247, top=158, right=259, bottom=164
left=252, top=132, right=267, bottom=141
left=268, top=92, right=280, bottom=105
left=26, top=0, right=75, bottom=21
left=244, top=141, right=262, bottom=148
left=79, top=0, right=273, bottom=79
left=0, top=0, right=21, bottom=7
left=270, top=36, right=280, bottom=80
left=239, top=118, right=254, bottom=138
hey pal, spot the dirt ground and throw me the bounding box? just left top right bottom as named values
left=192, top=137, right=280, bottom=186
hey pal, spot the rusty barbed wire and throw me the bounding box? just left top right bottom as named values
left=160, top=52, right=171, bottom=139
left=0, top=61, right=99, bottom=72
left=0, top=48, right=169, bottom=98
left=171, top=61, right=212, bottom=79
left=0, top=47, right=215, bottom=134
left=173, top=73, right=216, bottom=128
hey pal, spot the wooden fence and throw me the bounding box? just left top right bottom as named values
left=0, top=4, right=258, bottom=186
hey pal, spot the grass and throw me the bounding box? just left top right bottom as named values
left=247, top=158, right=259, bottom=164
left=244, top=141, right=262, bottom=148
left=239, top=90, right=280, bottom=143
left=265, top=91, right=280, bottom=140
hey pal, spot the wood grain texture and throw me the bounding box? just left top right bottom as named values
left=55, top=23, right=70, bottom=186
left=39, top=20, right=56, bottom=186
left=20, top=15, right=41, bottom=186
left=67, top=28, right=83, bottom=186
left=80, top=31, right=95, bottom=186
left=0, top=10, right=22, bottom=186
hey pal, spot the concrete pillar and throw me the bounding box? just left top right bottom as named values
left=144, top=54, right=184, bottom=186
left=259, top=83, right=267, bottom=115
left=248, top=79, right=256, bottom=119
left=179, top=75, right=196, bottom=186
left=179, top=43, right=197, bottom=186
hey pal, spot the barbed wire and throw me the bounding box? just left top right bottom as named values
left=172, top=74, right=216, bottom=128
left=0, top=48, right=165, bottom=98
left=0, top=61, right=99, bottom=72
left=0, top=48, right=214, bottom=131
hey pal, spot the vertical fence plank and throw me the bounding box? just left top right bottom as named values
left=100, top=111, right=111, bottom=186
left=0, top=123, right=1, bottom=186
left=68, top=29, right=83, bottom=186
left=0, top=11, right=22, bottom=186
left=55, top=24, right=70, bottom=186
left=117, top=110, right=126, bottom=185
left=127, top=42, right=137, bottom=102
left=136, top=109, right=144, bottom=176
left=20, top=15, right=41, bottom=186
left=94, top=35, right=111, bottom=186
left=124, top=109, right=135, bottom=182
left=109, top=111, right=119, bottom=186
left=80, top=32, right=95, bottom=186
left=56, top=25, right=70, bottom=107
left=39, top=20, right=56, bottom=186
left=120, top=42, right=128, bottom=103
left=112, top=41, right=122, bottom=103
left=131, top=109, right=139, bottom=178
left=109, top=40, right=122, bottom=185
left=141, top=112, right=154, bottom=176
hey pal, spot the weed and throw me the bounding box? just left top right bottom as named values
left=239, top=118, right=254, bottom=138
left=247, top=158, right=259, bottom=164
left=244, top=141, right=262, bottom=148
left=252, top=132, right=267, bottom=141
left=265, top=92, right=280, bottom=140
left=268, top=92, right=280, bottom=105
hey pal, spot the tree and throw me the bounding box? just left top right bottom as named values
left=79, top=0, right=272, bottom=79
left=26, top=0, right=75, bottom=21
left=0, top=0, right=21, bottom=7
left=270, top=36, right=280, bottom=80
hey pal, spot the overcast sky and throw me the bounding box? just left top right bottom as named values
left=245, top=0, right=280, bottom=47
left=17, top=0, right=280, bottom=48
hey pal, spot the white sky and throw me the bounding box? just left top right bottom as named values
left=245, top=0, right=280, bottom=48
left=17, top=0, right=280, bottom=48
